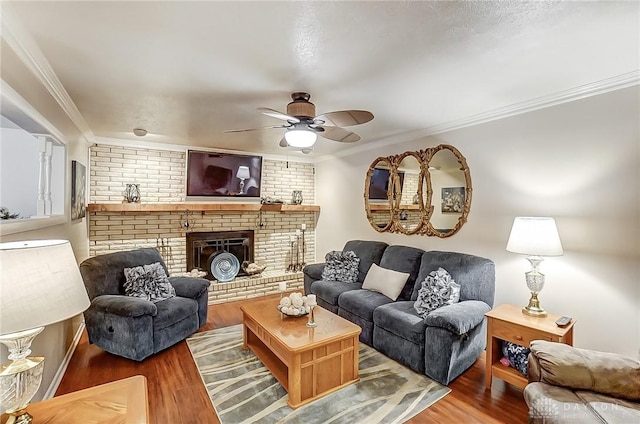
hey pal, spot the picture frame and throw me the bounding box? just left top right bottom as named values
left=71, top=160, right=86, bottom=220
left=441, top=187, right=465, bottom=213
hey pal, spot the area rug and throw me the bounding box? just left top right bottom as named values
left=186, top=325, right=450, bottom=424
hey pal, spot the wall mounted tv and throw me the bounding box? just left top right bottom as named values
left=368, top=168, right=404, bottom=200
left=186, top=150, right=263, bottom=197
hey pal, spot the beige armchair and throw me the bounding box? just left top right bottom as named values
left=524, top=340, right=640, bottom=423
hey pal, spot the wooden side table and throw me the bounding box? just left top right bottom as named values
left=2, top=375, right=149, bottom=424
left=485, top=304, right=575, bottom=390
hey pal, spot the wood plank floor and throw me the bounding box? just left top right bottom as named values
left=56, top=295, right=529, bottom=423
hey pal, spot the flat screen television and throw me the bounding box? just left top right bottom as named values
left=368, top=168, right=404, bottom=200
left=186, top=150, right=263, bottom=197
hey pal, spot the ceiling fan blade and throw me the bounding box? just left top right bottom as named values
left=317, top=110, right=373, bottom=127
left=223, top=124, right=287, bottom=133
left=258, top=107, right=300, bottom=123
left=279, top=138, right=288, bottom=147
left=319, top=126, right=361, bottom=143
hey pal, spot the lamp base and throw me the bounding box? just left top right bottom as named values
left=5, top=408, right=33, bottom=424
left=522, top=292, right=547, bottom=317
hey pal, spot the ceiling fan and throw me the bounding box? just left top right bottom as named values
left=224, top=92, right=374, bottom=153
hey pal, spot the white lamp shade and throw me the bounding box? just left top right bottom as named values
left=285, top=129, right=317, bottom=148
left=506, top=217, right=564, bottom=256
left=0, top=240, right=90, bottom=335
left=236, top=166, right=250, bottom=180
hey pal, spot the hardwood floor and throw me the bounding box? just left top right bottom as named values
left=56, top=295, right=529, bottom=423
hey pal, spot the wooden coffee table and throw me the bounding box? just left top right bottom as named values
left=241, top=297, right=361, bottom=408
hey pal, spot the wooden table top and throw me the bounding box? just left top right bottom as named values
left=241, top=297, right=361, bottom=351
left=2, top=375, right=149, bottom=424
left=486, top=304, right=576, bottom=336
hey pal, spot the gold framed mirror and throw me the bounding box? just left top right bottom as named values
left=365, top=157, right=394, bottom=232
left=364, top=144, right=471, bottom=237
left=424, top=144, right=472, bottom=237
left=391, top=151, right=424, bottom=235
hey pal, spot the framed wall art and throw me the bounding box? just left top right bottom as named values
left=71, top=160, right=86, bottom=220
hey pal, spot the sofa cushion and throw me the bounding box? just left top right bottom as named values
left=373, top=301, right=426, bottom=345
left=310, top=280, right=363, bottom=307
left=342, top=240, right=388, bottom=282
left=362, top=263, right=409, bottom=301
left=338, top=289, right=393, bottom=321
left=321, top=250, right=360, bottom=283
left=411, top=251, right=495, bottom=306
left=414, top=267, right=460, bottom=318
left=379, top=245, right=425, bottom=301
left=124, top=262, right=176, bottom=303
left=524, top=383, right=605, bottom=424
left=153, top=296, right=198, bottom=331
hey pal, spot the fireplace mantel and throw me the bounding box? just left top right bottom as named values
left=87, top=203, right=320, bottom=213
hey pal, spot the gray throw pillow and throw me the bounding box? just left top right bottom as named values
left=124, top=262, right=176, bottom=303
left=321, top=250, right=360, bottom=283
left=414, top=267, right=460, bottom=318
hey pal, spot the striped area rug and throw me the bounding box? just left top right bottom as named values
left=186, top=325, right=450, bottom=424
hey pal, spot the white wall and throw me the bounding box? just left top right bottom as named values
left=0, top=126, right=39, bottom=217
left=315, top=86, right=640, bottom=359
left=1, top=41, right=90, bottom=401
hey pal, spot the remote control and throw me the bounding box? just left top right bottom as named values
left=555, top=316, right=572, bottom=327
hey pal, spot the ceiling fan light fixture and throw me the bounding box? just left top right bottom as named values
left=285, top=129, right=317, bottom=148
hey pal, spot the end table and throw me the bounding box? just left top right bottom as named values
left=485, top=304, right=575, bottom=390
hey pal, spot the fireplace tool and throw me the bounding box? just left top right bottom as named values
left=286, top=236, right=296, bottom=272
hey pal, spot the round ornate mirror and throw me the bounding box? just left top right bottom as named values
left=424, top=145, right=472, bottom=237
left=391, top=152, right=424, bottom=235
left=365, top=157, right=394, bottom=232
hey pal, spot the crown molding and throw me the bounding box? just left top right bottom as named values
left=317, top=70, right=640, bottom=162
left=1, top=6, right=95, bottom=143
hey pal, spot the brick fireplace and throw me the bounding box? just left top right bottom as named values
left=87, top=143, right=315, bottom=304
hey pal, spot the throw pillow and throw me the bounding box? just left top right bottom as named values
left=123, top=262, right=176, bottom=303
left=361, top=263, right=410, bottom=301
left=502, top=341, right=530, bottom=376
left=413, top=267, right=461, bottom=318
left=321, top=250, right=360, bottom=283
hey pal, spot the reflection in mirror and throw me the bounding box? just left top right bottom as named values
left=426, top=145, right=471, bottom=237
left=393, top=152, right=423, bottom=234
left=365, top=157, right=394, bottom=232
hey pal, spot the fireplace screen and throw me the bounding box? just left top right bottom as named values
left=186, top=231, right=254, bottom=280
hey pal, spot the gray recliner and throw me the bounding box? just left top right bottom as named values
left=79, top=248, right=210, bottom=361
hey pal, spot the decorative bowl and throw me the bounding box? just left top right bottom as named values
left=277, top=305, right=309, bottom=317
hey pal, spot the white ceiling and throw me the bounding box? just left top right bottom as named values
left=2, top=1, right=639, bottom=157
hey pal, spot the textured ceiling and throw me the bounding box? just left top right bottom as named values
left=2, top=1, right=639, bottom=157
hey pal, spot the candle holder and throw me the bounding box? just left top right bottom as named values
left=306, top=305, right=317, bottom=328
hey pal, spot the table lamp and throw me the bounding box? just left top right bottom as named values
left=236, top=166, right=250, bottom=194
left=0, top=240, right=90, bottom=424
left=506, top=217, right=563, bottom=317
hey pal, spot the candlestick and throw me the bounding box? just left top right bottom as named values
left=306, top=305, right=317, bottom=328
left=301, top=223, right=306, bottom=230
left=307, top=294, right=316, bottom=305
left=295, top=229, right=301, bottom=236
left=279, top=282, right=286, bottom=292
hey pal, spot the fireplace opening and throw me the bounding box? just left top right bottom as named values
left=186, top=230, right=254, bottom=280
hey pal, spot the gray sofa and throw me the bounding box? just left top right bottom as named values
left=79, top=248, right=210, bottom=361
left=304, top=240, right=495, bottom=385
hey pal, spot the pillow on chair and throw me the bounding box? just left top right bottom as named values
left=124, top=262, right=176, bottom=303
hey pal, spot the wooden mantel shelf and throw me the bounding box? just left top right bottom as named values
left=87, top=203, right=320, bottom=213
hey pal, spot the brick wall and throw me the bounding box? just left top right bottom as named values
left=88, top=144, right=316, bottom=302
